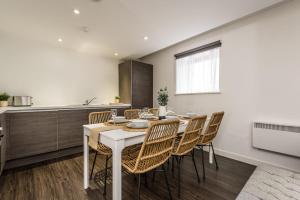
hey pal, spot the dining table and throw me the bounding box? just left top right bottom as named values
left=83, top=117, right=213, bottom=200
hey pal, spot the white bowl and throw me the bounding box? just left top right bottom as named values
left=113, top=116, right=127, bottom=123
left=186, top=113, right=198, bottom=117
left=129, top=119, right=148, bottom=128
left=141, top=113, right=155, bottom=119
left=166, top=116, right=178, bottom=120
left=166, top=111, right=176, bottom=116
left=143, top=113, right=154, bottom=117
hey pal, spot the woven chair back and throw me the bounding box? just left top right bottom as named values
left=124, top=109, right=140, bottom=119
left=199, top=112, right=224, bottom=144
left=133, top=119, right=180, bottom=173
left=174, top=115, right=207, bottom=155
left=89, top=111, right=112, bottom=124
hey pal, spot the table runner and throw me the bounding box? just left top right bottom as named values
left=89, top=124, right=121, bottom=150
left=89, top=118, right=189, bottom=150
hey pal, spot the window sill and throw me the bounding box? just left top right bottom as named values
left=175, top=92, right=221, bottom=96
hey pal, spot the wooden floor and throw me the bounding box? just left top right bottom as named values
left=0, top=151, right=255, bottom=200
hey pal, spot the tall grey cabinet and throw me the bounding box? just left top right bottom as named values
left=119, top=60, right=153, bottom=109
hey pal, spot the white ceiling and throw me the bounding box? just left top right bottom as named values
left=0, top=0, right=283, bottom=59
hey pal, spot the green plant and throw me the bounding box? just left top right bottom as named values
left=115, top=96, right=120, bottom=100
left=157, top=87, right=168, bottom=106
left=0, top=92, right=10, bottom=101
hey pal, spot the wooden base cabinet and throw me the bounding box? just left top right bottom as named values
left=6, top=111, right=58, bottom=160
left=58, top=108, right=126, bottom=150
left=58, top=110, right=88, bottom=150
left=3, top=106, right=130, bottom=169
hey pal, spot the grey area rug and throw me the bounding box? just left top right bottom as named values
left=237, top=165, right=300, bottom=200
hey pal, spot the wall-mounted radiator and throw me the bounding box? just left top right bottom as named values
left=252, top=121, right=300, bottom=157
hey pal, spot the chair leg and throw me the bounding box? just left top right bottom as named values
left=172, top=156, right=175, bottom=176
left=152, top=170, right=156, bottom=184
left=192, top=149, right=200, bottom=183
left=210, top=142, right=219, bottom=170
left=177, top=156, right=182, bottom=198
left=144, top=173, right=148, bottom=188
left=90, top=151, right=98, bottom=180
left=137, top=174, right=141, bottom=200
left=201, top=147, right=206, bottom=180
left=103, top=155, right=109, bottom=196
left=162, top=164, right=173, bottom=200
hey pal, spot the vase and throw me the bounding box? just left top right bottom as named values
left=0, top=101, right=8, bottom=107
left=114, top=99, right=120, bottom=103
left=159, top=106, right=167, bottom=117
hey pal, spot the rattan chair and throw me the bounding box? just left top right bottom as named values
left=88, top=111, right=112, bottom=195
left=124, top=109, right=140, bottom=120
left=149, top=108, right=159, bottom=117
left=122, top=119, right=180, bottom=200
left=196, top=111, right=224, bottom=180
left=171, top=115, right=207, bottom=197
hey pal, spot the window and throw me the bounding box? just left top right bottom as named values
left=175, top=41, right=221, bottom=94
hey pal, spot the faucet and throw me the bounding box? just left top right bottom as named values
left=84, top=97, right=96, bottom=105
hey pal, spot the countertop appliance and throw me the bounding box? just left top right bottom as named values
left=11, top=96, right=33, bottom=107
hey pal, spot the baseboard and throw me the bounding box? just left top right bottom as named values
left=5, top=146, right=83, bottom=170
left=205, top=147, right=299, bottom=173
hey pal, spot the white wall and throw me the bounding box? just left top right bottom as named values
left=142, top=1, right=300, bottom=172
left=0, top=33, right=118, bottom=105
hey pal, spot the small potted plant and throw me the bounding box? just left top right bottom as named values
left=115, top=96, right=121, bottom=103
left=157, top=87, right=168, bottom=118
left=0, top=92, right=10, bottom=107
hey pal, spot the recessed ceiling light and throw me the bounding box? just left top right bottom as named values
left=73, top=9, right=80, bottom=15
left=114, top=52, right=118, bottom=56
left=144, top=36, right=149, bottom=40
left=58, top=38, right=63, bottom=42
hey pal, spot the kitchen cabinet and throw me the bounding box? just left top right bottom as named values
left=58, top=110, right=88, bottom=149
left=57, top=107, right=123, bottom=150
left=7, top=111, right=58, bottom=160
left=119, top=60, right=153, bottom=109
left=116, top=107, right=126, bottom=116
left=4, top=105, right=130, bottom=168
left=0, top=113, right=7, bottom=175
left=86, top=108, right=110, bottom=116
left=87, top=107, right=126, bottom=117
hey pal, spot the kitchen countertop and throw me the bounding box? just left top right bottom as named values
left=0, top=103, right=131, bottom=114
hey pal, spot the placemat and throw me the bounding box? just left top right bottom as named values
left=104, top=121, right=128, bottom=127
left=122, top=126, right=148, bottom=132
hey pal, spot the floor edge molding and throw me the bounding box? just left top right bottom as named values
left=206, top=147, right=300, bottom=173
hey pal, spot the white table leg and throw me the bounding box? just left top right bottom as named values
left=209, top=145, right=213, bottom=164
left=83, top=129, right=89, bottom=189
left=112, top=140, right=125, bottom=200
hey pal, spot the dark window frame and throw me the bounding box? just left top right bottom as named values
left=174, top=40, right=221, bottom=59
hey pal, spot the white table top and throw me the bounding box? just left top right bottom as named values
left=83, top=120, right=188, bottom=141
left=102, top=129, right=146, bottom=141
